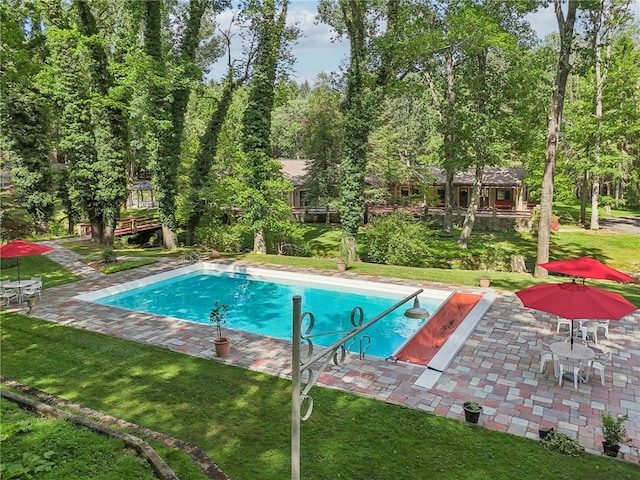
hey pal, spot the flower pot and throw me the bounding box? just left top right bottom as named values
left=26, top=297, right=37, bottom=314
left=337, top=261, right=347, bottom=273
left=539, top=426, right=554, bottom=440
left=214, top=337, right=231, bottom=357
left=602, top=442, right=620, bottom=457
left=462, top=402, right=482, bottom=424
left=479, top=277, right=491, bottom=288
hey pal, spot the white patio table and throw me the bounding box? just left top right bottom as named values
left=550, top=341, right=595, bottom=384
left=3, top=279, right=36, bottom=303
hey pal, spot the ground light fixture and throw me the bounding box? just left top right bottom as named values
left=291, top=289, right=427, bottom=480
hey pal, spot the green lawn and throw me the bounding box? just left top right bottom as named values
left=2, top=209, right=639, bottom=478
left=2, top=316, right=639, bottom=480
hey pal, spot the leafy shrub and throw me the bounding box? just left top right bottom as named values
left=195, top=223, right=243, bottom=253
left=100, top=248, right=116, bottom=263
left=269, top=223, right=312, bottom=257
left=360, top=212, right=433, bottom=267
left=541, top=431, right=584, bottom=457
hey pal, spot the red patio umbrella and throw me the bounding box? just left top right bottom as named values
left=515, top=280, right=637, bottom=348
left=0, top=240, right=54, bottom=281
left=538, top=257, right=635, bottom=283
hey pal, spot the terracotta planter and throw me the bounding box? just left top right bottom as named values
left=479, top=277, right=491, bottom=288
left=26, top=297, right=37, bottom=314
left=462, top=402, right=482, bottom=424
left=214, top=337, right=231, bottom=357
left=337, top=261, right=347, bottom=273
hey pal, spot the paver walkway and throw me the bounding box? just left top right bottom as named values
left=5, top=240, right=639, bottom=463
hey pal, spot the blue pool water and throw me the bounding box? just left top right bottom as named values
left=94, top=271, right=443, bottom=358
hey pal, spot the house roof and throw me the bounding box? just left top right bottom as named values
left=421, top=166, right=526, bottom=187
left=278, top=159, right=308, bottom=187
left=278, top=159, right=526, bottom=188
left=129, top=181, right=155, bottom=191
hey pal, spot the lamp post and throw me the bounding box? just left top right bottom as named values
left=291, top=289, right=429, bottom=480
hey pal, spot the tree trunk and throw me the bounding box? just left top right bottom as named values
left=254, top=228, right=266, bottom=254
left=90, top=220, right=102, bottom=243
left=457, top=164, right=483, bottom=249
left=535, top=0, right=578, bottom=279
left=443, top=50, right=456, bottom=234
left=580, top=170, right=588, bottom=225
left=160, top=225, right=174, bottom=250
left=590, top=4, right=607, bottom=230
left=102, top=224, right=115, bottom=247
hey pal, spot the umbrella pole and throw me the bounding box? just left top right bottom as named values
left=16, top=257, right=21, bottom=282
left=570, top=319, right=574, bottom=349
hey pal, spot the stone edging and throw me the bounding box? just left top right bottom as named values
left=1, top=378, right=229, bottom=480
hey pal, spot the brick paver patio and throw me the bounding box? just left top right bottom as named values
left=6, top=239, right=639, bottom=463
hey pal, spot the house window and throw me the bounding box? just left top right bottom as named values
left=400, top=186, right=410, bottom=197
left=496, top=189, right=512, bottom=201
left=299, top=190, right=308, bottom=207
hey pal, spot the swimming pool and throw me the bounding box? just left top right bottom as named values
left=75, top=264, right=452, bottom=358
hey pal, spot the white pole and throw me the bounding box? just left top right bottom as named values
left=291, top=295, right=302, bottom=480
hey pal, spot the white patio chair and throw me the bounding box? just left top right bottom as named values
left=556, top=317, right=572, bottom=334
left=556, top=356, right=584, bottom=389
left=0, top=287, right=19, bottom=306
left=22, top=280, right=42, bottom=299
left=597, top=320, right=610, bottom=340
left=579, top=321, right=599, bottom=344
left=535, top=339, right=554, bottom=374
left=590, top=350, right=612, bottom=386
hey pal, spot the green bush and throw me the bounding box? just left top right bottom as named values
left=269, top=223, right=312, bottom=257
left=541, top=431, right=584, bottom=457
left=194, top=223, right=242, bottom=253
left=360, top=212, right=433, bottom=267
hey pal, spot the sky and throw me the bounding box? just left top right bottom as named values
left=208, top=1, right=640, bottom=84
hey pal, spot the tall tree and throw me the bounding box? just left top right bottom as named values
left=302, top=76, right=343, bottom=221
left=239, top=0, right=292, bottom=254
left=184, top=69, right=241, bottom=245
left=534, top=0, right=579, bottom=278
left=318, top=0, right=400, bottom=261
left=0, top=2, right=55, bottom=234
left=143, top=0, right=223, bottom=249
left=74, top=0, right=129, bottom=245
left=584, top=0, right=634, bottom=229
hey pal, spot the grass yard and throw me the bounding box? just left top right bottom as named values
left=2, top=316, right=639, bottom=480
left=1, top=205, right=639, bottom=478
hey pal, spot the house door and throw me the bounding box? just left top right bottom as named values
left=459, top=189, right=469, bottom=208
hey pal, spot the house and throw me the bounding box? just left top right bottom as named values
left=279, top=159, right=309, bottom=209
left=395, top=166, right=529, bottom=211
left=279, top=159, right=530, bottom=211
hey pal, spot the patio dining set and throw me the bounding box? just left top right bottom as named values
left=0, top=240, right=51, bottom=307
left=518, top=256, right=637, bottom=390
left=536, top=322, right=613, bottom=389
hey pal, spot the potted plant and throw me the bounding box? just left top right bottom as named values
left=209, top=301, right=231, bottom=357
left=462, top=400, right=483, bottom=424
left=337, top=257, right=347, bottom=273
left=600, top=411, right=630, bottom=457
left=478, top=244, right=506, bottom=288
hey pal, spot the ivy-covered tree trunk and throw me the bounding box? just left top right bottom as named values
left=535, top=0, right=578, bottom=278
left=75, top=0, right=129, bottom=245
left=339, top=56, right=369, bottom=261
left=240, top=0, right=290, bottom=254
left=144, top=0, right=209, bottom=250
left=185, top=71, right=238, bottom=245
left=0, top=5, right=55, bottom=234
